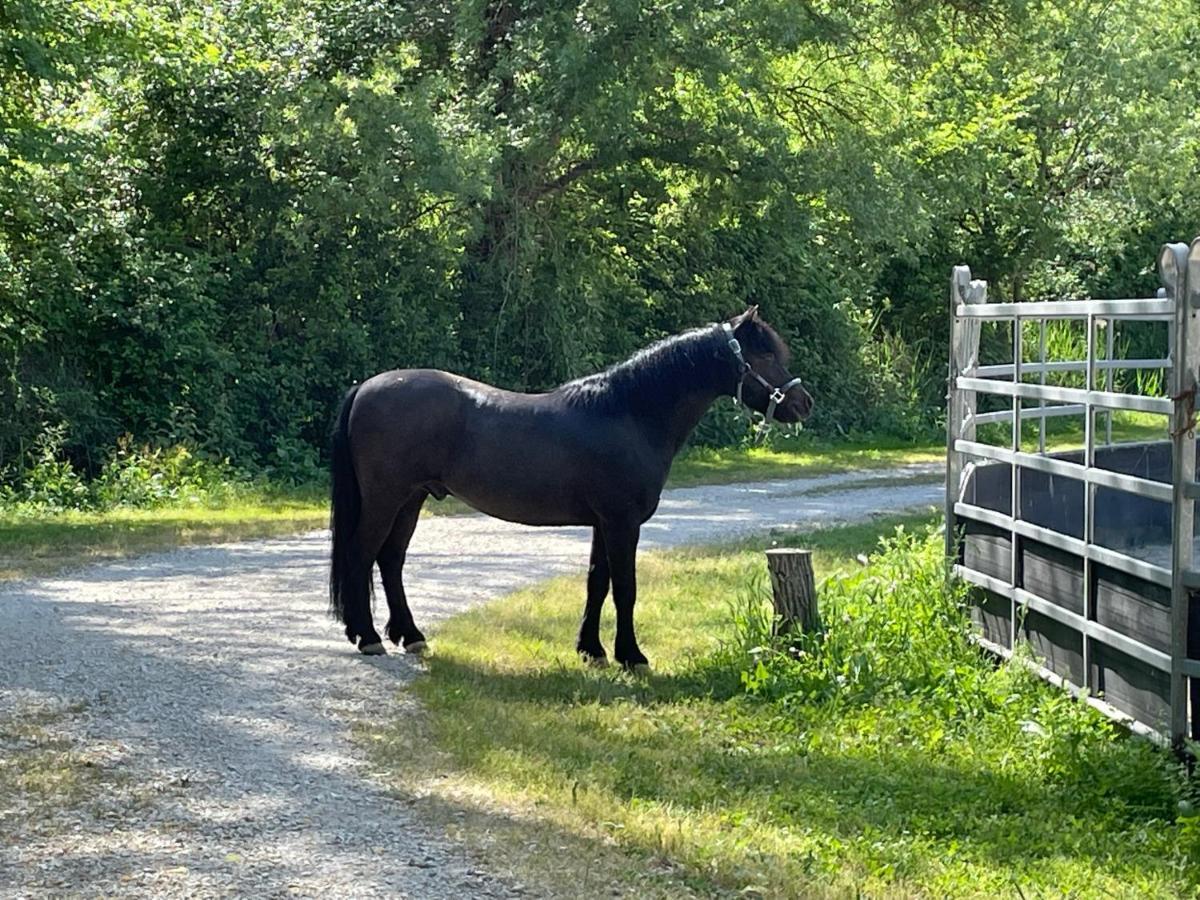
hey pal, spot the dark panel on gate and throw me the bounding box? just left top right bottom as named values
left=1022, top=540, right=1085, bottom=616
left=1019, top=468, right=1084, bottom=539
left=1090, top=641, right=1171, bottom=731
left=1092, top=442, right=1171, bottom=479
left=962, top=444, right=1173, bottom=546
left=969, top=588, right=1012, bottom=650
left=1021, top=608, right=1085, bottom=685
left=1094, top=565, right=1172, bottom=654
left=1092, top=443, right=1173, bottom=551
left=1094, top=487, right=1172, bottom=550
left=962, top=519, right=1011, bottom=583
left=961, top=461, right=1011, bottom=516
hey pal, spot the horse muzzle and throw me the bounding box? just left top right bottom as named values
left=777, top=384, right=814, bottom=423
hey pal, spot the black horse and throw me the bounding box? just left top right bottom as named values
left=328, top=307, right=812, bottom=670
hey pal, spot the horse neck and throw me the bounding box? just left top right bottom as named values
left=658, top=385, right=726, bottom=456
left=632, top=338, right=732, bottom=456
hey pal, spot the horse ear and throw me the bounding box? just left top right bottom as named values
left=731, top=306, right=759, bottom=329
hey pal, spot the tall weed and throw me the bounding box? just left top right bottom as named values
left=727, top=527, right=1194, bottom=827
left=733, top=527, right=980, bottom=718
left=2, top=437, right=252, bottom=514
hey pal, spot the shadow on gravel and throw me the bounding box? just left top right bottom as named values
left=0, top=579, right=568, bottom=896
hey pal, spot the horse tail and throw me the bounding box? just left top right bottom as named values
left=329, top=382, right=365, bottom=635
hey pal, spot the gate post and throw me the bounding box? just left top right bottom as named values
left=945, top=266, right=987, bottom=562
left=1161, top=241, right=1195, bottom=746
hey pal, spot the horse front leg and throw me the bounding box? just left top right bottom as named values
left=604, top=520, right=648, bottom=672
left=576, top=528, right=610, bottom=666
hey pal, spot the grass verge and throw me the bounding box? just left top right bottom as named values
left=666, top=438, right=941, bottom=487
left=0, top=412, right=1160, bottom=584
left=364, top=512, right=1200, bottom=898
left=0, top=438, right=940, bottom=583
left=0, top=492, right=329, bottom=582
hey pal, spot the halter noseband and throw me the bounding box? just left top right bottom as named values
left=720, top=322, right=805, bottom=423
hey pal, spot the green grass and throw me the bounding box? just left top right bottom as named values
left=666, top=437, right=942, bottom=487
left=0, top=437, right=941, bottom=583
left=977, top=409, right=1166, bottom=451
left=0, top=487, right=330, bottom=582
left=365, top=513, right=1200, bottom=898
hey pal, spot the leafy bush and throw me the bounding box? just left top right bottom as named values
left=2, top=438, right=253, bottom=515
left=1, top=451, right=92, bottom=513
left=689, top=400, right=758, bottom=448
left=91, top=438, right=246, bottom=509
left=0, top=425, right=91, bottom=512
left=265, top=435, right=326, bottom=488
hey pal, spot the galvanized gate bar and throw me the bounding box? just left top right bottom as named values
left=955, top=377, right=1173, bottom=414
left=953, top=501, right=1172, bottom=588
left=954, top=440, right=1174, bottom=503
left=953, top=566, right=1174, bottom=672
left=947, top=242, right=1200, bottom=746
left=956, top=298, right=1173, bottom=319
left=1105, top=320, right=1116, bottom=446
left=972, top=405, right=1086, bottom=426
left=1163, top=242, right=1196, bottom=744
left=945, top=267, right=985, bottom=561
left=1011, top=316, right=1023, bottom=650
left=975, top=358, right=1171, bottom=377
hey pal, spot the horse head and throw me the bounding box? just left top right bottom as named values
left=724, top=306, right=814, bottom=423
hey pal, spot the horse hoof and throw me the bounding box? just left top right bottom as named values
left=631, top=663, right=652, bottom=677
left=359, top=642, right=386, bottom=656
left=579, top=653, right=609, bottom=669
left=404, top=640, right=428, bottom=655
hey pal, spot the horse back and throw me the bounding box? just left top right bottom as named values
left=347, top=368, right=667, bottom=526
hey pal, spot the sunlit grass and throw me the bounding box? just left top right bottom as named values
left=0, top=492, right=329, bottom=582
left=668, top=437, right=942, bottom=487
left=976, top=409, right=1166, bottom=452
left=0, top=438, right=943, bottom=581
left=365, top=513, right=1200, bottom=898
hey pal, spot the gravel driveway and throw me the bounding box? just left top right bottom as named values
left=0, top=466, right=941, bottom=898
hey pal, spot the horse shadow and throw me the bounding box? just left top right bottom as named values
left=415, top=653, right=1186, bottom=882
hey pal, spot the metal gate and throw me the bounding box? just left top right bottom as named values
left=945, top=240, right=1200, bottom=746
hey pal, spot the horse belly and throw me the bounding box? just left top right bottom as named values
left=440, top=414, right=605, bottom=525
left=444, top=458, right=594, bottom=526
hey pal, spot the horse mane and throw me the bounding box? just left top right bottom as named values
left=556, top=316, right=789, bottom=414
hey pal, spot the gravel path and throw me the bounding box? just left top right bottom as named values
left=0, top=466, right=941, bottom=898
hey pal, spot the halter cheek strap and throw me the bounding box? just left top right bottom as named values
left=720, top=323, right=805, bottom=423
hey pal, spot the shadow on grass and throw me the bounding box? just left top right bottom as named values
left=426, top=653, right=746, bottom=708
left=413, top=652, right=1191, bottom=891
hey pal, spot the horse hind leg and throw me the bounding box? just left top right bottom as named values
left=378, top=493, right=428, bottom=654
left=345, top=502, right=402, bottom=655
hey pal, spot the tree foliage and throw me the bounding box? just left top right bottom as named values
left=1, top=0, right=1197, bottom=482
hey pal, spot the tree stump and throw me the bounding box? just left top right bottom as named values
left=765, top=548, right=820, bottom=635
